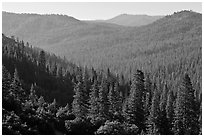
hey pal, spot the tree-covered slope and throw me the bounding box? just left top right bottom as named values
left=2, top=31, right=201, bottom=135
left=104, top=14, right=163, bottom=26
left=2, top=11, right=202, bottom=79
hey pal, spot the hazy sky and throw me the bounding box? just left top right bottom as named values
left=2, top=2, right=202, bottom=20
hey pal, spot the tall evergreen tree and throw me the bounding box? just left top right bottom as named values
left=108, top=84, right=115, bottom=115
left=88, top=79, right=99, bottom=120
left=29, top=84, right=38, bottom=105
left=98, top=77, right=109, bottom=119
left=144, top=74, right=152, bottom=126
left=173, top=73, right=199, bottom=135
left=166, top=90, right=174, bottom=134
left=113, top=81, right=122, bottom=113
left=82, top=67, right=90, bottom=110
left=39, top=50, right=46, bottom=71
left=126, top=70, right=146, bottom=132
left=9, top=68, right=25, bottom=101
left=108, top=82, right=122, bottom=116
left=2, top=65, right=12, bottom=96
left=72, top=74, right=87, bottom=119
left=147, top=85, right=160, bottom=135
left=159, top=83, right=170, bottom=134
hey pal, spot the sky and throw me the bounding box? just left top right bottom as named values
left=2, top=2, right=202, bottom=20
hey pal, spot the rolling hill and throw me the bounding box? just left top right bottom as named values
left=2, top=11, right=202, bottom=81
left=2, top=10, right=202, bottom=135
left=103, top=14, right=163, bottom=26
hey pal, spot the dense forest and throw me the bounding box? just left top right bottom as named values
left=2, top=33, right=202, bottom=135
left=2, top=10, right=202, bottom=80
left=94, top=14, right=163, bottom=26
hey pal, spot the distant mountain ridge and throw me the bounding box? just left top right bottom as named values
left=103, top=14, right=163, bottom=26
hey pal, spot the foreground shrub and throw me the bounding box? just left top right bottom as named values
left=95, top=120, right=139, bottom=135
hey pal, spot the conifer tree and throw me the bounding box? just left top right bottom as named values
left=108, top=84, right=116, bottom=115
left=108, top=82, right=122, bottom=116
left=159, top=83, right=170, bottom=134
left=144, top=74, right=152, bottom=124
left=122, top=98, right=129, bottom=119
left=82, top=67, right=90, bottom=110
left=72, top=74, right=87, bottom=119
left=9, top=68, right=25, bottom=101
left=147, top=86, right=160, bottom=135
left=89, top=79, right=99, bottom=120
left=113, top=81, right=122, bottom=113
left=98, top=77, right=109, bottom=119
left=29, top=84, right=38, bottom=105
left=39, top=50, right=46, bottom=71
left=166, top=90, right=174, bottom=134
left=173, top=73, right=199, bottom=135
left=2, top=66, right=11, bottom=96
left=126, top=70, right=146, bottom=132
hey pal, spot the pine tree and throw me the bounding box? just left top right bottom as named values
left=159, top=83, right=170, bottom=134
left=113, top=81, right=122, bottom=113
left=144, top=74, right=152, bottom=127
left=173, top=73, right=199, bottom=135
left=122, top=98, right=129, bottom=119
left=29, top=84, right=38, bottom=105
left=72, top=74, right=87, bottom=119
left=147, top=85, right=160, bottom=135
left=98, top=77, right=109, bottom=119
left=126, top=70, right=146, bottom=132
left=2, top=65, right=12, bottom=97
left=108, top=84, right=116, bottom=115
left=82, top=67, right=90, bottom=111
left=9, top=68, right=25, bottom=101
left=88, top=79, right=99, bottom=120
left=39, top=50, right=46, bottom=71
left=108, top=82, right=122, bottom=116
left=166, top=90, right=174, bottom=134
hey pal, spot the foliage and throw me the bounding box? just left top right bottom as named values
left=2, top=10, right=202, bottom=135
left=95, top=120, right=139, bottom=135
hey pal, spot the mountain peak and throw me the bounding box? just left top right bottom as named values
left=106, top=14, right=163, bottom=27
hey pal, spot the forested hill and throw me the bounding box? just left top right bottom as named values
left=2, top=11, right=202, bottom=79
left=2, top=33, right=81, bottom=106
left=103, top=14, right=163, bottom=26
left=2, top=33, right=120, bottom=105
left=2, top=33, right=202, bottom=135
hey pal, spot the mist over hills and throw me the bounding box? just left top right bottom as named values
left=2, top=10, right=202, bottom=78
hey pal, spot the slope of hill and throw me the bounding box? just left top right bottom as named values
left=104, top=14, right=163, bottom=26
left=2, top=11, right=202, bottom=82
left=2, top=11, right=124, bottom=50
left=2, top=34, right=202, bottom=135
left=2, top=10, right=202, bottom=135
